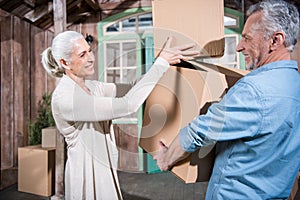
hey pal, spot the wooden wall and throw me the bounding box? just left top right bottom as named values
left=0, top=14, right=56, bottom=189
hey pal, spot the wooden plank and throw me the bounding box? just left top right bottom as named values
left=46, top=30, right=56, bottom=92
left=13, top=16, right=31, bottom=153
left=24, top=2, right=53, bottom=23
left=0, top=14, right=18, bottom=189
left=84, top=0, right=100, bottom=11
left=52, top=1, right=67, bottom=198
left=99, top=0, right=151, bottom=10
left=0, top=8, right=9, bottom=17
left=22, top=22, right=31, bottom=147
left=12, top=16, right=23, bottom=167
left=53, top=0, right=66, bottom=35
left=30, top=26, right=46, bottom=120
left=0, top=15, right=14, bottom=170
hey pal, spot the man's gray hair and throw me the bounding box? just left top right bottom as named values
left=247, top=0, right=300, bottom=52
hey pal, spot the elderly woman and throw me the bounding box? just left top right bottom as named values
left=41, top=30, right=198, bottom=200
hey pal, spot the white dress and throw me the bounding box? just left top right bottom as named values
left=51, top=57, right=169, bottom=200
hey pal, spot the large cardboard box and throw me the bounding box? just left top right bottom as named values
left=18, top=145, right=55, bottom=196
left=140, top=61, right=248, bottom=183
left=152, top=0, right=225, bottom=57
left=139, top=0, right=244, bottom=183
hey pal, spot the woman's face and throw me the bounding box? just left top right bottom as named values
left=67, top=37, right=95, bottom=77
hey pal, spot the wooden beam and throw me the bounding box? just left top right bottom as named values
left=24, top=2, right=53, bottom=23
left=23, top=0, right=36, bottom=7
left=0, top=8, right=9, bottom=17
left=53, top=0, right=66, bottom=35
left=84, top=0, right=100, bottom=11
left=52, top=1, right=66, bottom=199
left=99, top=0, right=151, bottom=11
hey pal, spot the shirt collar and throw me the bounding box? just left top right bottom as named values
left=249, top=60, right=298, bottom=76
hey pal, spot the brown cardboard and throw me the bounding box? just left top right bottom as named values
left=140, top=62, right=248, bottom=183
left=152, top=0, right=225, bottom=57
left=42, top=127, right=56, bottom=148
left=288, top=172, right=300, bottom=200
left=18, top=145, right=55, bottom=196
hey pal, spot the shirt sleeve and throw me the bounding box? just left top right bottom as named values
left=53, top=57, right=169, bottom=122
left=180, top=80, right=264, bottom=152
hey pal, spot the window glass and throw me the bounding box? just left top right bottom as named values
left=122, top=42, right=137, bottom=67
left=122, top=16, right=137, bottom=32
left=224, top=15, right=238, bottom=27
left=105, top=41, right=137, bottom=83
left=202, top=35, right=239, bottom=68
left=106, top=22, right=119, bottom=32
left=106, top=43, right=120, bottom=68
left=138, top=13, right=153, bottom=31
left=122, top=68, right=137, bottom=83
left=104, top=13, right=153, bottom=34
left=107, top=70, right=120, bottom=83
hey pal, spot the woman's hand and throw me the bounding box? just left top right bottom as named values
left=158, top=37, right=200, bottom=65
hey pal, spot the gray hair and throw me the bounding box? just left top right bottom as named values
left=41, top=31, right=84, bottom=77
left=247, top=0, right=300, bottom=52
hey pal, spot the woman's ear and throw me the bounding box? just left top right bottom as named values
left=60, top=59, right=71, bottom=70
left=270, top=31, right=285, bottom=51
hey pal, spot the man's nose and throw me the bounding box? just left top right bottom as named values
left=236, top=42, right=244, bottom=52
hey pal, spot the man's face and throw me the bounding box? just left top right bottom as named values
left=67, top=37, right=95, bottom=77
left=236, top=12, right=271, bottom=70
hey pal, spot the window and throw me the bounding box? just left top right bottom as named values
left=202, top=34, right=240, bottom=68
left=105, top=13, right=153, bottom=34
left=224, top=14, right=239, bottom=28
left=104, top=40, right=137, bottom=83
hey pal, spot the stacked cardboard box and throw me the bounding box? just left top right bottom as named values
left=140, top=0, right=249, bottom=183
left=42, top=127, right=56, bottom=148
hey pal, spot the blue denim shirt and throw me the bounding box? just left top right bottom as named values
left=179, top=60, right=300, bottom=200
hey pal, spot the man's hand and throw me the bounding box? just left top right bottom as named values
left=158, top=37, right=200, bottom=65
left=153, top=141, right=170, bottom=171
left=153, top=135, right=190, bottom=171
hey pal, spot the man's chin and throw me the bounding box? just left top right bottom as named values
left=246, top=63, right=255, bottom=71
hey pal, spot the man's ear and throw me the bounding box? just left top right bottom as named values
left=60, top=59, right=70, bottom=70
left=270, top=31, right=285, bottom=51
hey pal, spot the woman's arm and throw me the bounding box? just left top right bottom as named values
left=53, top=57, right=169, bottom=122
left=53, top=37, right=199, bottom=122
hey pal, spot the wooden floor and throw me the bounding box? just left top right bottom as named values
left=0, top=171, right=208, bottom=200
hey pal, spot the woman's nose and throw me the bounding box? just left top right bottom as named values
left=88, top=51, right=95, bottom=62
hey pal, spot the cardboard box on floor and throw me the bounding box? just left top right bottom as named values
left=140, top=62, right=248, bottom=183
left=18, top=145, right=55, bottom=196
